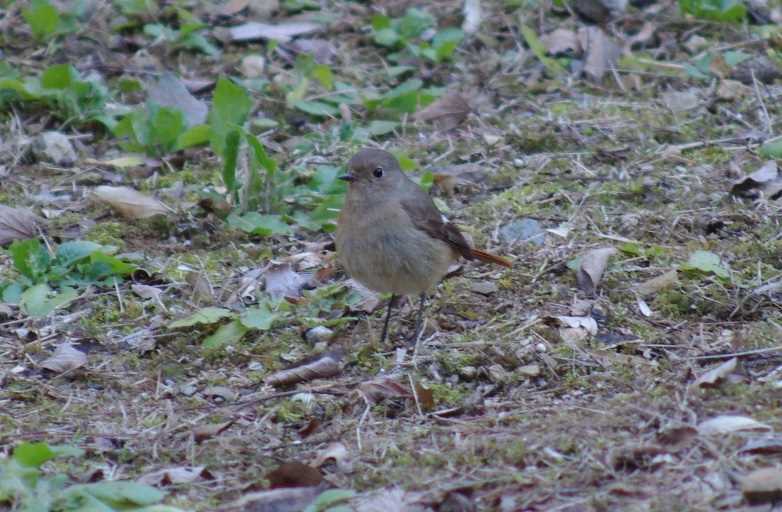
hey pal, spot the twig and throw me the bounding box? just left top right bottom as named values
left=689, top=345, right=782, bottom=360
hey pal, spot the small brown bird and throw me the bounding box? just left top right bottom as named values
left=336, top=148, right=511, bottom=343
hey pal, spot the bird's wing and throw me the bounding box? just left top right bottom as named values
left=399, top=194, right=474, bottom=260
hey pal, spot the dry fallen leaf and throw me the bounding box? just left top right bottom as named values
left=541, top=28, right=580, bottom=56
left=578, top=26, right=620, bottom=81
left=741, top=467, right=782, bottom=504
left=636, top=270, right=678, bottom=297
left=220, top=487, right=324, bottom=512
left=146, top=72, right=208, bottom=127
left=93, top=186, right=170, bottom=219
left=346, top=279, right=381, bottom=313
left=139, top=466, right=211, bottom=486
left=229, top=21, right=321, bottom=43
left=740, top=436, right=782, bottom=455
left=462, top=0, right=481, bottom=34
left=193, top=420, right=235, bottom=443
left=265, top=350, right=343, bottom=387
left=731, top=160, right=781, bottom=199
left=40, top=343, right=87, bottom=373
left=0, top=205, right=41, bottom=245
left=359, top=377, right=413, bottom=403
left=313, top=442, right=353, bottom=472
left=577, top=247, right=617, bottom=295
left=264, top=262, right=308, bottom=301
left=698, top=415, right=771, bottom=435
left=691, top=357, right=737, bottom=388
left=414, top=92, right=471, bottom=130
left=266, top=462, right=322, bottom=488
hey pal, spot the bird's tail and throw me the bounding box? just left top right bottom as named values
left=469, top=248, right=512, bottom=268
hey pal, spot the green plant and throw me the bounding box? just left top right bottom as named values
left=1, top=239, right=134, bottom=317
left=113, top=104, right=209, bottom=156
left=143, top=21, right=219, bottom=56
left=679, top=0, right=746, bottom=21
left=371, top=8, right=464, bottom=63
left=0, top=442, right=184, bottom=511
left=22, top=0, right=78, bottom=41
left=168, top=300, right=287, bottom=349
left=0, top=64, right=117, bottom=128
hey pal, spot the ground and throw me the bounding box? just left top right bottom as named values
left=1, top=0, right=782, bottom=511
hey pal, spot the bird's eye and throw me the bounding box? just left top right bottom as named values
left=373, top=166, right=384, bottom=178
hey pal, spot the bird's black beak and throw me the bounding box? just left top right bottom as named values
left=338, top=173, right=355, bottom=182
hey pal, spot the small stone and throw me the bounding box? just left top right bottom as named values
left=32, top=131, right=77, bottom=166
left=305, top=326, right=334, bottom=344
left=500, top=218, right=545, bottom=246
left=469, top=281, right=498, bottom=296
left=459, top=366, right=477, bottom=380
left=517, top=364, right=540, bottom=377
left=240, top=55, right=266, bottom=78
left=487, top=364, right=512, bottom=384
left=482, top=133, right=502, bottom=146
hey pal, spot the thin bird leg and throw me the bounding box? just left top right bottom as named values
left=410, top=293, right=426, bottom=343
left=380, top=294, right=396, bottom=344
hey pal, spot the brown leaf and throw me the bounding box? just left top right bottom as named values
left=93, top=186, right=170, bottom=219
left=636, top=269, right=678, bottom=297
left=741, top=467, right=782, bottom=504
left=266, top=462, right=322, bottom=489
left=265, top=350, right=343, bottom=387
left=414, top=92, right=470, bottom=130
left=0, top=205, right=41, bottom=245
left=413, top=383, right=435, bottom=411
left=740, top=436, right=782, bottom=455
left=287, top=39, right=336, bottom=64
left=193, top=420, right=235, bottom=443
left=359, top=377, right=413, bottom=403
left=229, top=21, right=321, bottom=43
left=578, top=27, right=620, bottom=81
left=40, top=343, right=87, bottom=373
left=219, top=0, right=250, bottom=16
left=691, top=357, right=737, bottom=388
left=576, top=247, right=616, bottom=295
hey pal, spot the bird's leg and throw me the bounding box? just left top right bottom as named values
left=380, top=294, right=397, bottom=344
left=409, top=293, right=426, bottom=343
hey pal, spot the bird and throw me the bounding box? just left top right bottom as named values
left=335, top=148, right=511, bottom=344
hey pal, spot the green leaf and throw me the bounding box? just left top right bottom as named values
left=311, top=64, right=334, bottom=90
left=85, top=251, right=135, bottom=279
left=222, top=129, right=241, bottom=197
left=54, top=241, right=102, bottom=268
left=520, top=24, right=566, bottom=76
left=245, top=132, right=278, bottom=176
left=9, top=239, right=50, bottom=282
left=432, top=28, right=464, bottom=61
left=366, top=120, right=399, bottom=136
left=23, top=0, right=60, bottom=41
left=294, top=100, right=340, bottom=117
left=13, top=442, right=56, bottom=467
left=227, top=212, right=291, bottom=236
left=147, top=105, right=185, bottom=155
left=209, top=77, right=252, bottom=155
left=168, top=307, right=235, bottom=329
left=398, top=7, right=435, bottom=39
left=176, top=124, right=211, bottom=149
left=202, top=319, right=248, bottom=349
left=679, top=0, right=746, bottom=21
left=303, top=489, right=356, bottom=512
left=2, top=282, right=24, bottom=304
left=682, top=250, right=730, bottom=278
left=40, top=64, right=75, bottom=89
left=370, top=14, right=391, bottom=30
left=71, top=481, right=166, bottom=506
left=20, top=284, right=78, bottom=317
left=373, top=28, right=400, bottom=47
left=239, top=304, right=279, bottom=330
left=759, top=138, right=782, bottom=159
